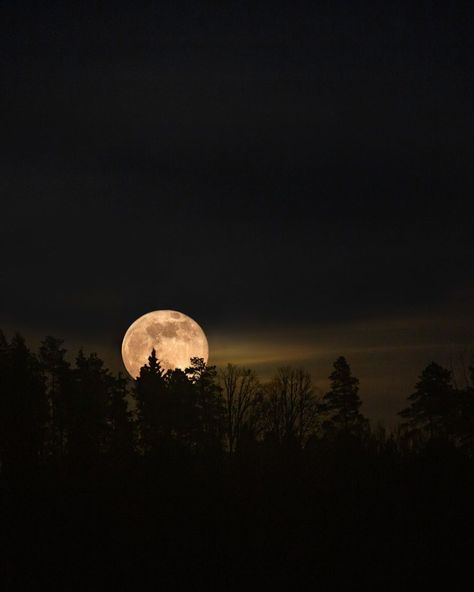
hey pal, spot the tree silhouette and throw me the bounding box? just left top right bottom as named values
left=322, top=356, right=366, bottom=436
left=134, top=348, right=167, bottom=455
left=0, top=333, right=47, bottom=476
left=399, top=362, right=455, bottom=440
left=65, top=349, right=110, bottom=465
left=164, top=367, right=197, bottom=447
left=261, top=367, right=319, bottom=448
left=39, top=336, right=71, bottom=464
left=454, top=364, right=474, bottom=449
left=219, top=364, right=261, bottom=456
left=186, top=357, right=224, bottom=455
left=0, top=329, right=474, bottom=588
left=107, top=372, right=135, bottom=463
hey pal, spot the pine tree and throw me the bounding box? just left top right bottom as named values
left=458, top=364, right=474, bottom=447
left=65, top=350, right=110, bottom=464
left=399, top=362, right=454, bottom=440
left=134, top=349, right=167, bottom=454
left=186, top=357, right=224, bottom=454
left=107, top=372, right=135, bottom=464
left=39, top=336, right=71, bottom=463
left=322, top=356, right=366, bottom=436
left=164, top=367, right=196, bottom=446
left=0, top=333, right=48, bottom=476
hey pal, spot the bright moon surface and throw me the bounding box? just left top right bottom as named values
left=121, top=310, right=209, bottom=379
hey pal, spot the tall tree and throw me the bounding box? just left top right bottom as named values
left=322, top=357, right=366, bottom=436
left=38, top=336, right=71, bottom=463
left=0, top=333, right=48, bottom=476
left=65, top=350, right=110, bottom=464
left=165, top=367, right=196, bottom=446
left=460, top=364, right=474, bottom=447
left=261, top=367, right=319, bottom=448
left=219, top=364, right=260, bottom=456
left=134, top=349, right=167, bottom=454
left=186, top=357, right=224, bottom=454
left=399, top=362, right=454, bottom=440
left=107, top=372, right=135, bottom=464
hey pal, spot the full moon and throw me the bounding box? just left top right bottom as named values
left=121, top=310, right=209, bottom=379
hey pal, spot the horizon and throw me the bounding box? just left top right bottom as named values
left=3, top=305, right=473, bottom=427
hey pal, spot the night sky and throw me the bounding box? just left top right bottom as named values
left=2, top=2, right=473, bottom=423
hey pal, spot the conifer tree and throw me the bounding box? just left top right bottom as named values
left=458, top=364, right=474, bottom=447
left=186, top=357, right=224, bottom=454
left=322, top=357, right=366, bottom=435
left=65, top=350, right=110, bottom=464
left=399, top=362, right=454, bottom=439
left=134, top=349, right=167, bottom=454
left=39, top=336, right=71, bottom=463
left=107, top=372, right=135, bottom=463
left=164, top=367, right=196, bottom=445
left=0, top=333, right=48, bottom=475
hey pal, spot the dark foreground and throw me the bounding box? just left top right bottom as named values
left=1, top=337, right=473, bottom=588
left=2, top=442, right=473, bottom=590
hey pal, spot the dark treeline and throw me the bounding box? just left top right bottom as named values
left=1, top=331, right=473, bottom=589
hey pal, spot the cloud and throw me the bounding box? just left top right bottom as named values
left=207, top=309, right=474, bottom=424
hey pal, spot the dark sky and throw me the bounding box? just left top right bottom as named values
left=2, top=1, right=473, bottom=422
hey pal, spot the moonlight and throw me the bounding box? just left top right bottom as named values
left=121, top=310, right=209, bottom=379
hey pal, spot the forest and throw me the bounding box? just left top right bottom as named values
left=1, top=331, right=473, bottom=588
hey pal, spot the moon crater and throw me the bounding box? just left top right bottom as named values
left=121, top=310, right=209, bottom=378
